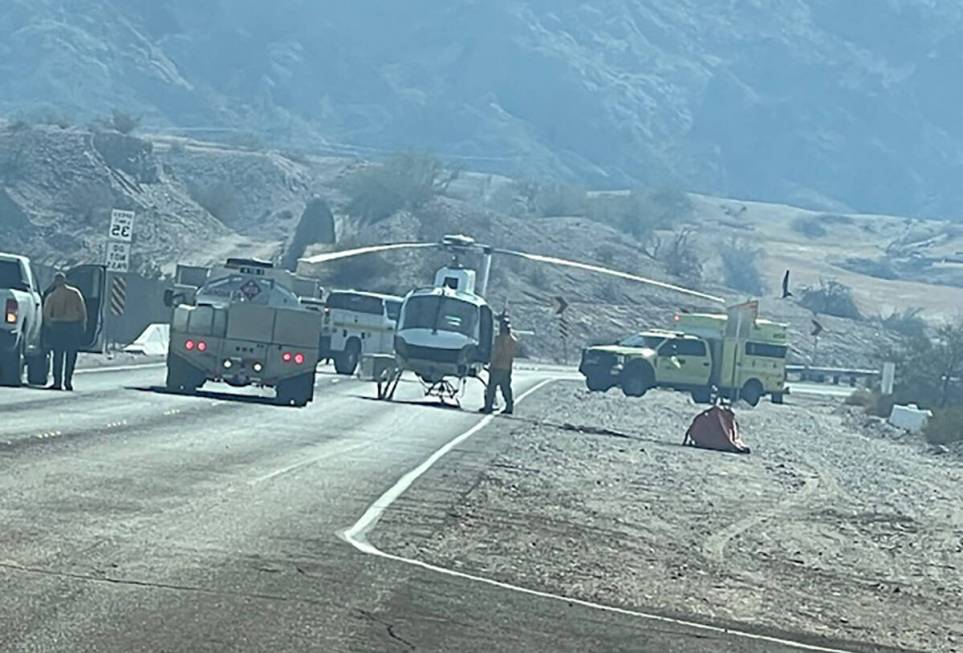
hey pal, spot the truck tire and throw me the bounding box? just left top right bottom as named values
left=741, top=379, right=764, bottom=408
left=620, top=361, right=654, bottom=398
left=584, top=375, right=613, bottom=393
left=0, top=342, right=24, bottom=387
left=277, top=371, right=315, bottom=407
left=334, top=339, right=361, bottom=376
left=26, top=351, right=50, bottom=386
left=165, top=355, right=204, bottom=394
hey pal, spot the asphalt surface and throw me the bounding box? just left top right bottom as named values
left=0, top=363, right=876, bottom=652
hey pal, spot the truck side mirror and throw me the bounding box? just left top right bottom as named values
left=163, top=289, right=175, bottom=307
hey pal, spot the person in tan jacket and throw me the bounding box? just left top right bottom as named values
left=481, top=314, right=519, bottom=415
left=43, top=273, right=87, bottom=391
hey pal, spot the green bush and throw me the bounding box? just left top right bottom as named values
left=924, top=408, right=963, bottom=445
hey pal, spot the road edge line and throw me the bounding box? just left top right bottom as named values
left=339, top=377, right=863, bottom=653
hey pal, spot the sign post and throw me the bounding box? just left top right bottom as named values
left=553, top=295, right=570, bottom=365
left=725, top=301, right=758, bottom=404
left=105, top=209, right=135, bottom=352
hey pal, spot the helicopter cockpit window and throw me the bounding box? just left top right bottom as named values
left=402, top=296, right=478, bottom=337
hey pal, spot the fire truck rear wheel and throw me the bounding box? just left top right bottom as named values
left=277, top=371, right=314, bottom=407
left=166, top=355, right=204, bottom=394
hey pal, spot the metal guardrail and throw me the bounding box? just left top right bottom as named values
left=786, top=365, right=880, bottom=386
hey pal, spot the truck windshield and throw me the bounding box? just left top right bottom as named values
left=327, top=292, right=385, bottom=315
left=402, top=295, right=478, bottom=337
left=0, top=260, right=26, bottom=290
left=619, top=334, right=665, bottom=349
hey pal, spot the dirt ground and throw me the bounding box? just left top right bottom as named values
left=374, top=382, right=963, bottom=653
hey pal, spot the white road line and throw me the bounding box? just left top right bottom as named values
left=251, top=440, right=372, bottom=485
left=340, top=379, right=862, bottom=653
left=75, top=362, right=167, bottom=375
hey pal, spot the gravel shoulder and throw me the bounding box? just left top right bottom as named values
left=373, top=382, right=963, bottom=653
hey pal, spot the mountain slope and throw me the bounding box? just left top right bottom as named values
left=3, top=1, right=963, bottom=217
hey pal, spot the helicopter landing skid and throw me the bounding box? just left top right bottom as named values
left=423, top=378, right=466, bottom=406
left=375, top=368, right=403, bottom=401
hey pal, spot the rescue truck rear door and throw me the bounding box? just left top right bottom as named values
left=65, top=264, right=107, bottom=353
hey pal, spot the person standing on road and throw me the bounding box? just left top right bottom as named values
left=43, top=273, right=87, bottom=391
left=481, top=314, right=519, bottom=415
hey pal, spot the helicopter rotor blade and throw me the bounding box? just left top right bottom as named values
left=298, top=242, right=437, bottom=265
left=493, top=248, right=726, bottom=304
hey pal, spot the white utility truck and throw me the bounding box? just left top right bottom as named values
left=164, top=258, right=323, bottom=406
left=319, top=290, right=403, bottom=375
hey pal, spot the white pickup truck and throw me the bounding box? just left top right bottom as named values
left=0, top=253, right=48, bottom=386
left=0, top=252, right=107, bottom=386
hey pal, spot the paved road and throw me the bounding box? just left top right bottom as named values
left=0, top=364, right=875, bottom=652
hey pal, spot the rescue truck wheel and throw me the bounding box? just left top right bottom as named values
left=335, top=339, right=361, bottom=376
left=619, top=361, right=653, bottom=398
left=165, top=356, right=204, bottom=394
left=0, top=342, right=24, bottom=387
left=26, top=352, right=50, bottom=386
left=277, top=372, right=314, bottom=407
left=584, top=375, right=613, bottom=393
left=741, top=380, right=764, bottom=408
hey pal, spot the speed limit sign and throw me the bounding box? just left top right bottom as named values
left=109, top=209, right=135, bottom=242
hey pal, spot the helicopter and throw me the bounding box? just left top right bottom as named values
left=298, top=234, right=724, bottom=404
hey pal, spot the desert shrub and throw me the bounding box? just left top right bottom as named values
left=599, top=281, right=621, bottom=303
left=799, top=279, right=861, bottom=319
left=879, top=322, right=963, bottom=409
left=222, top=131, right=266, bottom=150
left=846, top=389, right=896, bottom=418
left=343, top=153, right=458, bottom=224
left=924, top=408, right=963, bottom=445
left=595, top=245, right=616, bottom=265
left=321, top=249, right=394, bottom=290
left=188, top=181, right=237, bottom=222
left=283, top=198, right=336, bottom=271
left=527, top=265, right=550, bottom=290
left=880, top=307, right=927, bottom=339
left=845, top=388, right=875, bottom=408
left=589, top=188, right=692, bottom=247
left=840, top=257, right=898, bottom=280
left=659, top=229, right=703, bottom=286
left=533, top=183, right=587, bottom=217
left=791, top=216, right=827, bottom=239
left=720, top=239, right=765, bottom=296
left=110, top=109, right=141, bottom=135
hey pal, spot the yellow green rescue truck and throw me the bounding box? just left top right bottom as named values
left=579, top=312, right=789, bottom=407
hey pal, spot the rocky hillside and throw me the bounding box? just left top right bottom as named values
left=3, top=1, right=963, bottom=218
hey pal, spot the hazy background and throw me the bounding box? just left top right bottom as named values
left=4, top=0, right=963, bottom=217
